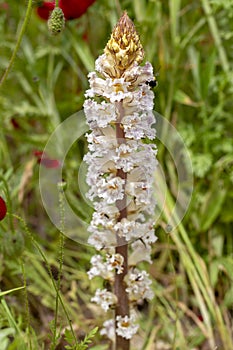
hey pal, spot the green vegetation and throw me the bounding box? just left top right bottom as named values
left=0, top=0, right=233, bottom=349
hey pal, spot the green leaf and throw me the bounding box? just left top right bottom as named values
left=200, top=186, right=227, bottom=231
left=169, top=0, right=181, bottom=44
left=64, top=328, right=75, bottom=345
left=224, top=284, right=233, bottom=307
left=209, top=257, right=233, bottom=287
left=174, top=89, right=200, bottom=106
left=0, top=286, right=25, bottom=297
left=76, top=327, right=98, bottom=350
left=0, top=327, right=15, bottom=342
left=200, top=50, right=216, bottom=99
left=69, top=32, right=94, bottom=72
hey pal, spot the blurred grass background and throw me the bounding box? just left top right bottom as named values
left=0, top=0, right=233, bottom=349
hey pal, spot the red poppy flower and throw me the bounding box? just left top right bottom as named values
left=0, top=196, right=7, bottom=221
left=33, top=150, right=45, bottom=160
left=0, top=3, right=9, bottom=11
left=36, top=0, right=96, bottom=21
left=33, top=150, right=61, bottom=169
left=40, top=158, right=61, bottom=168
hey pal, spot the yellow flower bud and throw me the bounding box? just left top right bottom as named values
left=104, top=12, right=144, bottom=78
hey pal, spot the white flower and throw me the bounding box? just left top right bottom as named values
left=122, top=112, right=156, bottom=140
left=88, top=253, right=124, bottom=279
left=106, top=253, right=124, bottom=274
left=88, top=255, right=113, bottom=280
left=85, top=72, right=132, bottom=103
left=103, top=78, right=132, bottom=103
left=91, top=211, right=115, bottom=229
left=114, top=218, right=136, bottom=239
left=85, top=154, right=116, bottom=182
left=85, top=72, right=105, bottom=97
left=91, top=289, right=117, bottom=312
left=125, top=180, right=153, bottom=206
left=93, top=202, right=119, bottom=219
left=114, top=218, right=155, bottom=242
left=113, top=142, right=157, bottom=173
left=113, top=142, right=139, bottom=172
left=116, top=314, right=139, bottom=339
left=86, top=127, right=117, bottom=147
left=142, top=226, right=158, bottom=245
left=84, top=99, right=117, bottom=128
left=123, top=62, right=154, bottom=85
left=87, top=230, right=117, bottom=250
left=100, top=318, right=115, bottom=341
left=94, top=176, right=125, bottom=204
left=125, top=269, right=154, bottom=302
left=129, top=240, right=153, bottom=265
left=123, top=86, right=154, bottom=115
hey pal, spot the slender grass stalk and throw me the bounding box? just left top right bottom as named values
left=20, top=259, right=33, bottom=350
left=1, top=298, right=22, bottom=335
left=0, top=0, right=33, bottom=88
left=169, top=0, right=181, bottom=46
left=51, top=183, right=66, bottom=349
left=201, top=0, right=230, bottom=74
left=167, top=235, right=179, bottom=350
left=0, top=127, right=12, bottom=169
left=12, top=214, right=77, bottom=345
left=163, top=188, right=233, bottom=349
left=180, top=18, right=206, bottom=49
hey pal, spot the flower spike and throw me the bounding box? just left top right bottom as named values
left=84, top=12, right=157, bottom=347
left=104, top=12, right=144, bottom=77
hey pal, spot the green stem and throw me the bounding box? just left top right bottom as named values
left=20, top=259, right=33, bottom=350
left=168, top=235, right=179, bottom=350
left=0, top=125, right=12, bottom=169
left=12, top=214, right=77, bottom=345
left=164, top=52, right=180, bottom=121
left=52, top=183, right=66, bottom=348
left=201, top=0, right=230, bottom=74
left=0, top=0, right=33, bottom=88
left=159, top=52, right=180, bottom=162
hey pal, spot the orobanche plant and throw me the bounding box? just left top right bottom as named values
left=84, top=12, right=157, bottom=350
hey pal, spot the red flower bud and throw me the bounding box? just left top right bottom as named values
left=0, top=196, right=7, bottom=221
left=11, top=117, right=21, bottom=129
left=36, top=0, right=96, bottom=21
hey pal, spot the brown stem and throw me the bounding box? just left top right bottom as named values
left=114, top=101, right=130, bottom=350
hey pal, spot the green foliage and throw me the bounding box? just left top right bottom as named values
left=64, top=327, right=98, bottom=350
left=48, top=319, right=62, bottom=350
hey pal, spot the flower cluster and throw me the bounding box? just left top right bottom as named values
left=100, top=313, right=139, bottom=341
left=84, top=12, right=157, bottom=341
